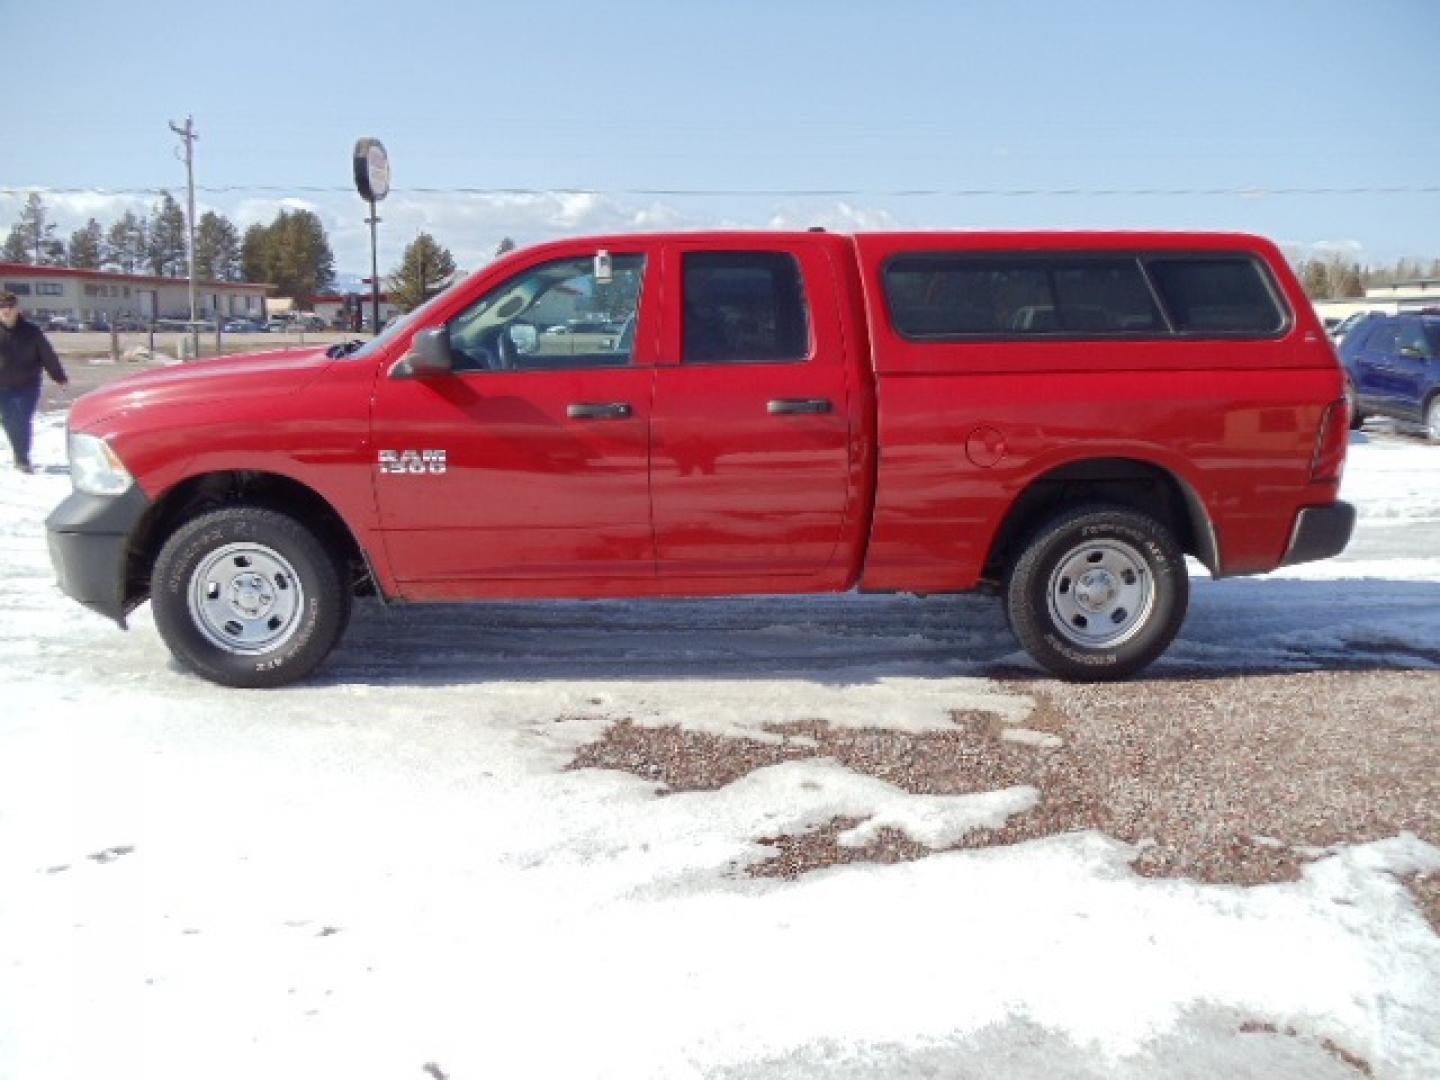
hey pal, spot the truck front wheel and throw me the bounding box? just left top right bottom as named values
left=151, top=507, right=351, bottom=688
left=1005, top=505, right=1188, bottom=681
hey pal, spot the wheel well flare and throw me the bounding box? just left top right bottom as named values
left=123, top=472, right=371, bottom=608
left=984, top=458, right=1217, bottom=579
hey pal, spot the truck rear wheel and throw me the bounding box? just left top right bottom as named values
left=1005, top=505, right=1188, bottom=681
left=151, top=507, right=351, bottom=688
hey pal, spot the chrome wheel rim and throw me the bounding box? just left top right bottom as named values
left=187, top=542, right=305, bottom=655
left=1047, top=539, right=1155, bottom=649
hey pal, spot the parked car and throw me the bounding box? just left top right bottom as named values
left=112, top=316, right=149, bottom=331
left=223, top=318, right=264, bottom=333
left=46, top=229, right=1354, bottom=688
left=1329, top=310, right=1384, bottom=345
left=1339, top=312, right=1440, bottom=440
left=264, top=317, right=289, bottom=332
left=47, top=315, right=80, bottom=332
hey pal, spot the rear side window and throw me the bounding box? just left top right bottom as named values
left=884, top=257, right=1163, bottom=338
left=683, top=252, right=810, bottom=364
left=1344, top=321, right=1377, bottom=350
left=1145, top=258, right=1285, bottom=334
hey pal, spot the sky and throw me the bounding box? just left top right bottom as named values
left=3, top=0, right=1439, bottom=279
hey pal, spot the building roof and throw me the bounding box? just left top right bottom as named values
left=312, top=292, right=393, bottom=304
left=0, top=262, right=273, bottom=292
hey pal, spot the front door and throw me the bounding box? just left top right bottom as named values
left=649, top=239, right=857, bottom=581
left=371, top=246, right=658, bottom=592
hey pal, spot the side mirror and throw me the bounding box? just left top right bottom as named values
left=507, top=323, right=539, bottom=356
left=391, top=327, right=453, bottom=378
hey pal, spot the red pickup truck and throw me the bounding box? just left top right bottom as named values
left=46, top=230, right=1354, bottom=687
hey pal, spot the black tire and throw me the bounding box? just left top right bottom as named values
left=1005, top=505, right=1189, bottom=681
left=151, top=507, right=351, bottom=688
left=1346, top=379, right=1366, bottom=431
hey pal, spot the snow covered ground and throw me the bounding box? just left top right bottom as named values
left=1, top=414, right=1437, bottom=1079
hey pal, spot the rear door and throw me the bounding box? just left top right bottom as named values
left=1352, top=320, right=1398, bottom=411
left=649, top=238, right=859, bottom=582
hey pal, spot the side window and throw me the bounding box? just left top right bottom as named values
left=1365, top=322, right=1401, bottom=354
left=1345, top=322, right=1376, bottom=351
left=1397, top=320, right=1431, bottom=356
left=1145, top=258, right=1286, bottom=334
left=683, top=252, right=810, bottom=364
left=1051, top=263, right=1162, bottom=332
left=885, top=259, right=1049, bottom=335
left=883, top=257, right=1160, bottom=336
left=447, top=254, right=645, bottom=372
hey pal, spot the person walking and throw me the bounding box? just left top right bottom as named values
left=0, top=292, right=69, bottom=473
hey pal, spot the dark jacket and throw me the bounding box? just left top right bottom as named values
left=0, top=317, right=68, bottom=391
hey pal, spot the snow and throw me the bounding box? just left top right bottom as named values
left=2, top=415, right=1438, bottom=1079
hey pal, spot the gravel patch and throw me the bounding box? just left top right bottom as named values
left=567, top=670, right=1440, bottom=925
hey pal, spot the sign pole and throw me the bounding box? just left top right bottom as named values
left=353, top=138, right=391, bottom=337
left=368, top=203, right=381, bottom=336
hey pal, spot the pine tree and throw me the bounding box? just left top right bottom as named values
left=389, top=232, right=457, bottom=312
left=241, top=221, right=271, bottom=284
left=495, top=236, right=517, bottom=259
left=68, top=219, right=104, bottom=269
left=240, top=210, right=336, bottom=305
left=1, top=228, right=27, bottom=263
left=1336, top=263, right=1364, bottom=299
left=1300, top=260, right=1331, bottom=300
left=147, top=191, right=189, bottom=277
left=4, top=193, right=64, bottom=265
left=105, top=211, right=148, bottom=273
left=195, top=211, right=242, bottom=281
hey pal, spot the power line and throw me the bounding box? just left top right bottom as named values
left=4, top=184, right=1440, bottom=199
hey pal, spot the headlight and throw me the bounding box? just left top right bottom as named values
left=69, top=432, right=134, bottom=496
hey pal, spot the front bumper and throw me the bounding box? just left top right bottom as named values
left=1281, top=501, right=1356, bottom=567
left=45, top=486, right=152, bottom=626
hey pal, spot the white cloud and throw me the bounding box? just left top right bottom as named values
left=1277, top=238, right=1368, bottom=266
left=2, top=188, right=906, bottom=275
left=766, top=200, right=903, bottom=232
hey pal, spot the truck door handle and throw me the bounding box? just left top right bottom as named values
left=567, top=402, right=633, bottom=420
left=767, top=398, right=833, bottom=415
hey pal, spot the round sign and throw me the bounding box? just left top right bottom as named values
left=353, top=137, right=390, bottom=202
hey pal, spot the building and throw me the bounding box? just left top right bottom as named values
left=311, top=292, right=402, bottom=329
left=1313, top=278, right=1440, bottom=324
left=0, top=262, right=273, bottom=323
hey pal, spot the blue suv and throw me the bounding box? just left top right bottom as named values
left=1340, top=313, right=1440, bottom=441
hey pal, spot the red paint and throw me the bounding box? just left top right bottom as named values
left=66, top=230, right=1347, bottom=607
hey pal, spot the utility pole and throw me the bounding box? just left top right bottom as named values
left=169, top=114, right=200, bottom=359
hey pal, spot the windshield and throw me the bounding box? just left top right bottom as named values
left=349, top=278, right=469, bottom=360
